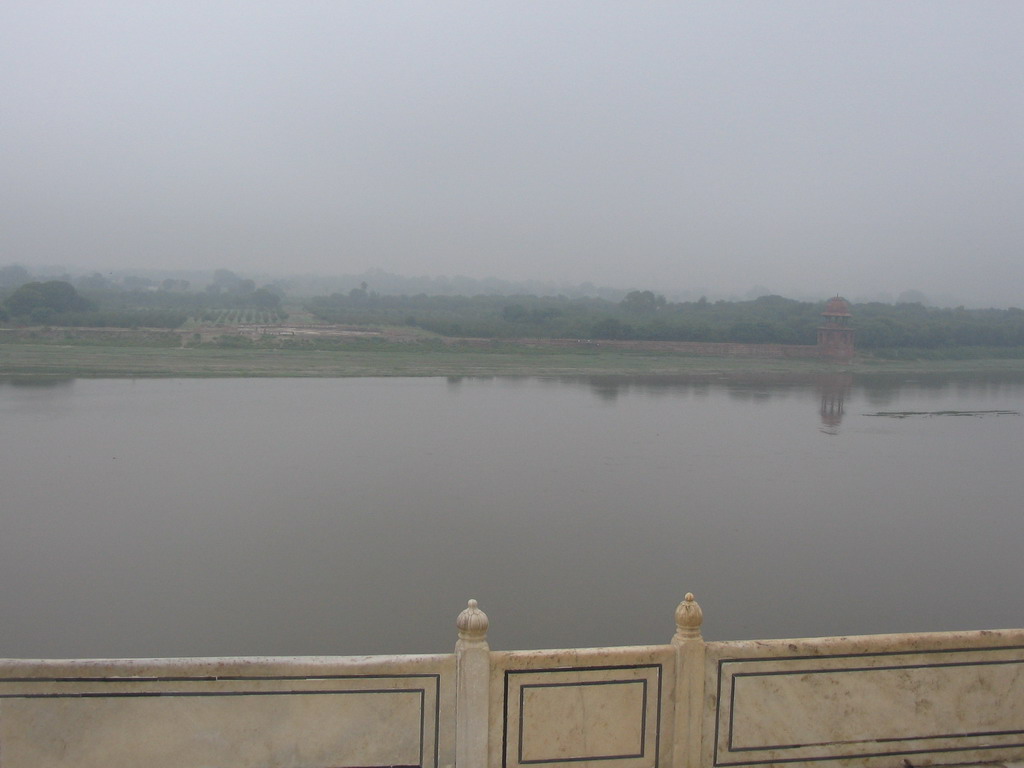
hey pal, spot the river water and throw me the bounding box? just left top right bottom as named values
left=1, top=373, right=1022, bottom=658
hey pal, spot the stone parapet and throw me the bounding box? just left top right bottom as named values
left=1, top=597, right=1020, bottom=768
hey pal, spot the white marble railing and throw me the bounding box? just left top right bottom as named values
left=1, top=594, right=1021, bottom=768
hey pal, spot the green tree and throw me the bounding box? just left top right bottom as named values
left=502, top=304, right=528, bottom=322
left=251, top=287, right=281, bottom=310
left=5, top=280, right=94, bottom=317
left=4, top=284, right=45, bottom=316
left=621, top=290, right=665, bottom=314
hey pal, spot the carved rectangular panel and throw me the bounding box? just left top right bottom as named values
left=503, top=664, right=662, bottom=768
left=0, top=672, right=442, bottom=768
left=713, top=645, right=1024, bottom=766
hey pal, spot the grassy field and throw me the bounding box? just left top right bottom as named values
left=5, top=337, right=1024, bottom=379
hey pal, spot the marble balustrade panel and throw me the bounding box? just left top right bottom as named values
left=5, top=626, right=1024, bottom=768
left=0, top=654, right=456, bottom=768
left=489, top=645, right=677, bottom=768
left=703, top=629, right=1024, bottom=768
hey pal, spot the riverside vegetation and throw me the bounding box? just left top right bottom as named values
left=2, top=275, right=1024, bottom=378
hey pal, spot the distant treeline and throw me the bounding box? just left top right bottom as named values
left=4, top=276, right=1024, bottom=357
left=0, top=275, right=284, bottom=328
left=307, top=289, right=1024, bottom=353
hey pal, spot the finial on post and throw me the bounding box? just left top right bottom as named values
left=456, top=598, right=489, bottom=648
left=673, top=592, right=703, bottom=642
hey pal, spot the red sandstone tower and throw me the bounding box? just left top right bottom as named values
left=817, top=296, right=854, bottom=360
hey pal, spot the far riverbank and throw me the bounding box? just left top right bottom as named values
left=4, top=337, right=1024, bottom=379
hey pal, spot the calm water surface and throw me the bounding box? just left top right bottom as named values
left=1, top=373, right=1022, bottom=658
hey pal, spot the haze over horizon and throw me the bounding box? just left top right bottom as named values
left=3, top=2, right=1022, bottom=307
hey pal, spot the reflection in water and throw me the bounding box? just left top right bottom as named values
left=0, top=377, right=74, bottom=389
left=570, top=371, right=1024, bottom=436
left=817, top=373, right=853, bottom=434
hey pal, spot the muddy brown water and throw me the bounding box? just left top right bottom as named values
left=1, top=372, right=1022, bottom=658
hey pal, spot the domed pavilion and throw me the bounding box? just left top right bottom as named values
left=817, top=296, right=854, bottom=360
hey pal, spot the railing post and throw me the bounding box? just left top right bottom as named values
left=456, top=599, right=490, bottom=768
left=672, top=593, right=705, bottom=768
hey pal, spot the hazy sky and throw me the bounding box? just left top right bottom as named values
left=2, top=1, right=1022, bottom=304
